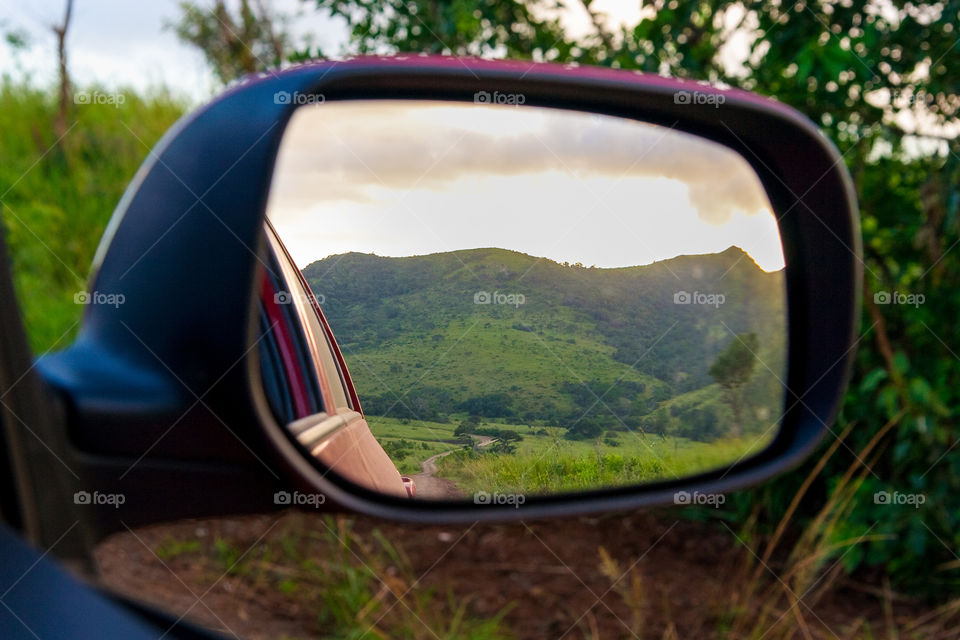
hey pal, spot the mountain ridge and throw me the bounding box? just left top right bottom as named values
left=303, top=244, right=777, bottom=274
left=302, top=245, right=786, bottom=440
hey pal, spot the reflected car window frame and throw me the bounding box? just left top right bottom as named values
left=263, top=221, right=356, bottom=414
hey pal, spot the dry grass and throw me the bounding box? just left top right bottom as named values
left=593, top=409, right=960, bottom=640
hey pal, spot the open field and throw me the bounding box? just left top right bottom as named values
left=366, top=414, right=774, bottom=496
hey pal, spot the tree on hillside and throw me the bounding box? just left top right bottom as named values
left=708, top=333, right=759, bottom=437
left=563, top=416, right=605, bottom=441
left=455, top=392, right=514, bottom=418
left=675, top=405, right=721, bottom=442
left=454, top=414, right=481, bottom=436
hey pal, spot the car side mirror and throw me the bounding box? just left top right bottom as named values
left=36, top=58, right=859, bottom=532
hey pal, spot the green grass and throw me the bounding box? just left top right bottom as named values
left=367, top=413, right=773, bottom=494
left=366, top=415, right=460, bottom=474
left=349, top=309, right=667, bottom=418
left=154, top=537, right=201, bottom=560
left=366, top=414, right=459, bottom=441
left=0, top=80, right=186, bottom=354
left=379, top=438, right=453, bottom=475
left=437, top=434, right=770, bottom=497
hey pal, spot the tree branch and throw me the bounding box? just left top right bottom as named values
left=52, top=0, right=73, bottom=140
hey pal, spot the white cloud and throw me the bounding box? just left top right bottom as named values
left=268, top=101, right=785, bottom=271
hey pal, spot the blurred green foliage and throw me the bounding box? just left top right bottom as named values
left=0, top=82, right=185, bottom=353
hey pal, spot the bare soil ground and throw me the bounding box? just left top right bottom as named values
left=94, top=509, right=927, bottom=639
left=410, top=434, right=495, bottom=500
left=411, top=450, right=463, bottom=499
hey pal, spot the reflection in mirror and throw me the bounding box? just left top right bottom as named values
left=263, top=100, right=787, bottom=502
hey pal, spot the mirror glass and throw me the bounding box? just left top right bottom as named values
left=263, top=99, right=787, bottom=502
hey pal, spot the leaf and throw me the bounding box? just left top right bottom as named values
left=860, top=367, right=887, bottom=393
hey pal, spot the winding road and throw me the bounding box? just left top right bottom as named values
left=410, top=435, right=496, bottom=499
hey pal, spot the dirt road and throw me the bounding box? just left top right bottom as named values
left=411, top=450, right=462, bottom=499
left=410, top=435, right=496, bottom=500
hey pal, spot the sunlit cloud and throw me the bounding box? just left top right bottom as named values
left=268, top=101, right=785, bottom=271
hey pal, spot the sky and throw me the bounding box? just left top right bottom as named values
left=267, top=101, right=785, bottom=272
left=0, top=0, right=647, bottom=103
left=0, top=0, right=350, bottom=102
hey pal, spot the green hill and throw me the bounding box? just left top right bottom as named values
left=303, top=246, right=786, bottom=441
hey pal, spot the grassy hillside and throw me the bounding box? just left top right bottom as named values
left=305, top=246, right=787, bottom=443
